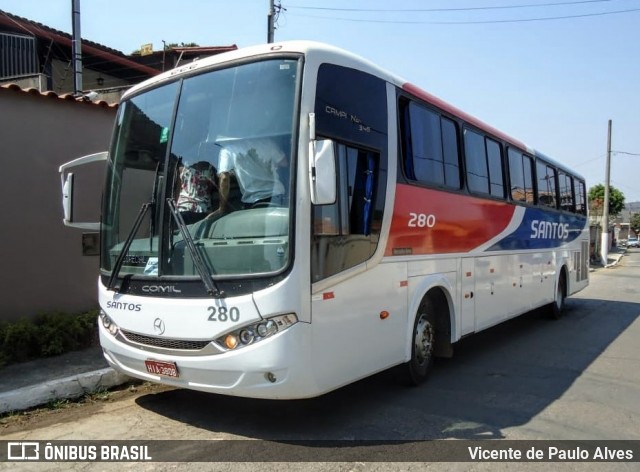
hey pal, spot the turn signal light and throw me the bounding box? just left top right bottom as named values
left=224, top=334, right=239, bottom=350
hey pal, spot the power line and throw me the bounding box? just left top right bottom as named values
left=613, top=150, right=640, bottom=157
left=574, top=151, right=640, bottom=169
left=287, top=0, right=620, bottom=13
left=287, top=7, right=640, bottom=25
left=609, top=179, right=636, bottom=195
left=573, top=155, right=605, bottom=167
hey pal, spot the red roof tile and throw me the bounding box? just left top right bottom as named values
left=0, top=83, right=117, bottom=108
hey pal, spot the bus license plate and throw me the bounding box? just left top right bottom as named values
left=145, top=360, right=179, bottom=378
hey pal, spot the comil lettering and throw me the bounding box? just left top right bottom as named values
left=531, top=220, right=570, bottom=239
left=142, top=285, right=182, bottom=293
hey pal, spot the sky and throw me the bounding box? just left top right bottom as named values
left=2, top=0, right=639, bottom=202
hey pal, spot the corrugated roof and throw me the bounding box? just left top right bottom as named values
left=0, top=9, right=159, bottom=78
left=171, top=45, right=238, bottom=54
left=0, top=10, right=122, bottom=55
left=0, top=83, right=117, bottom=108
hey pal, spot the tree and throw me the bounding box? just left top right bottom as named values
left=588, top=184, right=625, bottom=217
left=130, top=42, right=200, bottom=55
left=166, top=42, right=200, bottom=48
left=630, top=213, right=640, bottom=235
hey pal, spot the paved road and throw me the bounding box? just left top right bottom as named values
left=2, top=251, right=639, bottom=471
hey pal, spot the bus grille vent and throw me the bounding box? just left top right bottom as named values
left=120, top=330, right=211, bottom=351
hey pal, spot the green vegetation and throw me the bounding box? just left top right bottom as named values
left=130, top=41, right=200, bottom=55
left=588, top=184, right=625, bottom=217
left=46, top=398, right=70, bottom=411
left=630, top=213, right=640, bottom=236
left=0, top=310, right=98, bottom=367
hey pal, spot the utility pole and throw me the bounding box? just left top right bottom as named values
left=71, top=0, right=82, bottom=95
left=601, top=119, right=612, bottom=266
left=161, top=39, right=167, bottom=72
left=267, top=0, right=275, bottom=43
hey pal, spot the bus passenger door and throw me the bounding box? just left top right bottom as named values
left=310, top=142, right=403, bottom=388
left=460, top=258, right=476, bottom=336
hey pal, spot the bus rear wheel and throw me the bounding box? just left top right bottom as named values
left=550, top=272, right=567, bottom=319
left=402, top=305, right=436, bottom=385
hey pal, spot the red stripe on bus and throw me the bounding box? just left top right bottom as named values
left=385, top=184, right=516, bottom=256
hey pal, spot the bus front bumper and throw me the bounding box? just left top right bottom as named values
left=99, top=321, right=318, bottom=399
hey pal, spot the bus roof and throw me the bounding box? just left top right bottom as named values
left=122, top=40, right=583, bottom=180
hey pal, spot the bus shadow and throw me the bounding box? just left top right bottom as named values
left=135, top=298, right=639, bottom=442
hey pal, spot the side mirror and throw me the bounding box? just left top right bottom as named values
left=309, top=139, right=337, bottom=205
left=59, top=151, right=108, bottom=229
left=62, top=172, right=74, bottom=223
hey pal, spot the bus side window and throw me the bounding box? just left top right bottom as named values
left=536, top=161, right=558, bottom=209
left=400, top=100, right=461, bottom=189
left=523, top=155, right=535, bottom=203
left=464, top=130, right=504, bottom=198
left=311, top=143, right=385, bottom=282
left=486, top=138, right=504, bottom=198
left=464, top=129, right=488, bottom=194
left=575, top=179, right=586, bottom=215
left=508, top=148, right=526, bottom=202
left=508, top=149, right=535, bottom=204
left=558, top=172, right=574, bottom=212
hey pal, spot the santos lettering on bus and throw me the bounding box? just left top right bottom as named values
left=531, top=220, right=570, bottom=239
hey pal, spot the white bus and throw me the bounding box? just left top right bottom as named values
left=60, top=41, right=589, bottom=399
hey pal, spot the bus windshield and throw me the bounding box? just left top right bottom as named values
left=101, top=58, right=299, bottom=283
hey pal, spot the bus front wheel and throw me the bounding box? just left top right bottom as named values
left=402, top=305, right=436, bottom=385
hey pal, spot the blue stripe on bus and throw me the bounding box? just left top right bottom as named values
left=487, top=207, right=587, bottom=251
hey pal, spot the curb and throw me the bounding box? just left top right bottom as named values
left=589, top=251, right=625, bottom=271
left=0, top=368, right=132, bottom=414
left=605, top=251, right=625, bottom=268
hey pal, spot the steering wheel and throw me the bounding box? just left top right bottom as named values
left=251, top=201, right=281, bottom=208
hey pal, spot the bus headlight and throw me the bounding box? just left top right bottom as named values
left=216, top=314, right=297, bottom=351
left=99, top=310, right=119, bottom=336
left=239, top=329, right=255, bottom=345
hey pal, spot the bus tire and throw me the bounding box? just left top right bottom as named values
left=550, top=271, right=567, bottom=319
left=402, top=303, right=436, bottom=386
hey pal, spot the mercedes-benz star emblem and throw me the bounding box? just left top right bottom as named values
left=153, top=318, right=165, bottom=335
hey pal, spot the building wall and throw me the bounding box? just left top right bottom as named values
left=50, top=58, right=130, bottom=95
left=0, top=72, right=127, bottom=104
left=0, top=73, right=47, bottom=91
left=0, top=87, right=116, bottom=321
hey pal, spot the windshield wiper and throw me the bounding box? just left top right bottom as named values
left=107, top=202, right=152, bottom=292
left=166, top=198, right=223, bottom=297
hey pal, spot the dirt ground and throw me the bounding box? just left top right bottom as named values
left=0, top=381, right=172, bottom=435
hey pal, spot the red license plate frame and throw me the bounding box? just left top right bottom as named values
left=144, top=359, right=179, bottom=378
